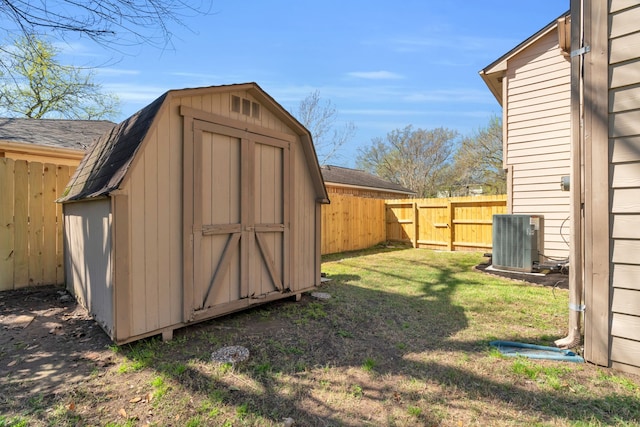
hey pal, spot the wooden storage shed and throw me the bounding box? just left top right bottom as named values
left=59, top=83, right=329, bottom=344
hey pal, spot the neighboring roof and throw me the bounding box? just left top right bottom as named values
left=0, top=117, right=116, bottom=151
left=321, top=165, right=416, bottom=195
left=59, top=83, right=329, bottom=204
left=479, top=10, right=570, bottom=104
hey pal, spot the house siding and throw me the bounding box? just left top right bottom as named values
left=505, top=29, right=572, bottom=262
left=608, top=0, right=640, bottom=373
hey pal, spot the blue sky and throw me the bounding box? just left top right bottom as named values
left=61, top=1, right=568, bottom=167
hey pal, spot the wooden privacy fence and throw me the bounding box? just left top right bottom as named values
left=385, top=195, right=507, bottom=251
left=321, top=194, right=507, bottom=255
left=0, top=158, right=75, bottom=290
left=321, top=193, right=386, bottom=255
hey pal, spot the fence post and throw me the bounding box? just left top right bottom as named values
left=446, top=200, right=453, bottom=251
left=0, top=159, right=15, bottom=290
left=412, top=201, right=418, bottom=248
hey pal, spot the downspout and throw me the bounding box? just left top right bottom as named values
left=556, top=0, right=585, bottom=349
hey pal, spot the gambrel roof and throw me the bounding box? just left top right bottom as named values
left=59, top=83, right=329, bottom=203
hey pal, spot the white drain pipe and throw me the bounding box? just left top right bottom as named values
left=556, top=0, right=584, bottom=350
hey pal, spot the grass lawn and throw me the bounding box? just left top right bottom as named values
left=2, top=247, right=639, bottom=426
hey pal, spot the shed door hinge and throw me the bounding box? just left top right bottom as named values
left=571, top=45, right=591, bottom=57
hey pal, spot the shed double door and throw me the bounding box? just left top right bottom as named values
left=184, top=119, right=291, bottom=321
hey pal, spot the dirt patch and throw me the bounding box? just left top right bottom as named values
left=0, top=286, right=114, bottom=406
left=475, top=259, right=569, bottom=289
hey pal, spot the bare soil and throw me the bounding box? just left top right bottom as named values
left=474, top=259, right=569, bottom=289
left=0, top=286, right=115, bottom=404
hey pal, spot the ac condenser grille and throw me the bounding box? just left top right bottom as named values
left=492, top=214, right=541, bottom=272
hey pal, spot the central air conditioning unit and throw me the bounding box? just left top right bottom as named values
left=492, top=214, right=543, bottom=272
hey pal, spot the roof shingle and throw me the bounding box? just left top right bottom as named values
left=320, top=165, right=415, bottom=195
left=0, top=117, right=116, bottom=150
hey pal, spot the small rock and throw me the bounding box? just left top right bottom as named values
left=311, top=292, right=331, bottom=300
left=283, top=417, right=295, bottom=427
left=211, top=345, right=250, bottom=365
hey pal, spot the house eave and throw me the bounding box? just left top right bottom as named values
left=326, top=181, right=416, bottom=196
left=0, top=140, right=85, bottom=160
left=479, top=10, right=570, bottom=105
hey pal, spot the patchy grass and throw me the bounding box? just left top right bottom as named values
left=2, top=247, right=640, bottom=426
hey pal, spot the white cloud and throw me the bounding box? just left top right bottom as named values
left=347, top=71, right=404, bottom=80
left=98, top=68, right=141, bottom=77
left=403, top=88, right=494, bottom=104
left=168, top=71, right=226, bottom=80
left=103, top=83, right=166, bottom=103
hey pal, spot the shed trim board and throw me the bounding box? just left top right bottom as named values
left=61, top=83, right=328, bottom=344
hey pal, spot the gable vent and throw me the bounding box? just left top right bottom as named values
left=231, top=95, right=260, bottom=119
left=231, top=95, right=241, bottom=113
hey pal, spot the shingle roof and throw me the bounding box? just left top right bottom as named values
left=0, top=117, right=116, bottom=150
left=320, top=165, right=415, bottom=195
left=58, top=92, right=166, bottom=202
left=59, top=82, right=330, bottom=204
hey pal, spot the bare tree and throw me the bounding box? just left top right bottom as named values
left=0, top=0, right=213, bottom=50
left=452, top=115, right=506, bottom=194
left=0, top=35, right=120, bottom=119
left=293, top=90, right=356, bottom=165
left=356, top=125, right=459, bottom=197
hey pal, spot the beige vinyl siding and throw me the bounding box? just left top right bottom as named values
left=609, top=1, right=640, bottom=374
left=505, top=29, right=571, bottom=261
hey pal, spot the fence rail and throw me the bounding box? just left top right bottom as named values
left=322, top=194, right=507, bottom=255
left=0, top=158, right=75, bottom=290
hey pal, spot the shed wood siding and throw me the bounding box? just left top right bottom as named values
left=608, top=1, right=640, bottom=374
left=505, top=29, right=572, bottom=261
left=68, top=84, right=327, bottom=343
left=119, top=102, right=183, bottom=336
left=64, top=199, right=113, bottom=335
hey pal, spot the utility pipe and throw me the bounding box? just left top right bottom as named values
left=556, top=0, right=584, bottom=349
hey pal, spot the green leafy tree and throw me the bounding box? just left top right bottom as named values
left=356, top=125, right=459, bottom=197
left=0, top=35, right=120, bottom=119
left=293, top=90, right=356, bottom=165
left=451, top=116, right=506, bottom=194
